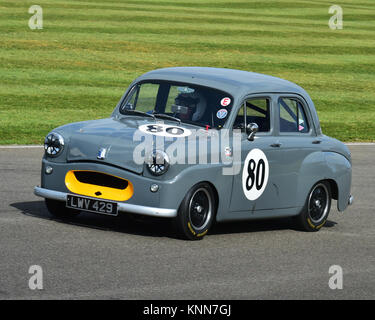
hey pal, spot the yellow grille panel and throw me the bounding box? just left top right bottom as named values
left=65, top=170, right=134, bottom=202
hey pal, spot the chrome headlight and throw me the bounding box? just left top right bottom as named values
left=145, top=150, right=170, bottom=176
left=44, top=132, right=64, bottom=157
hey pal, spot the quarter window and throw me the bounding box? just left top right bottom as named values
left=279, top=98, right=309, bottom=133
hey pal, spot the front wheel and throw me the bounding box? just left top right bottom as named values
left=45, top=199, right=81, bottom=219
left=296, top=181, right=332, bottom=232
left=173, top=183, right=217, bottom=240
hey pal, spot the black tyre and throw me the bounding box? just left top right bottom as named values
left=296, top=181, right=332, bottom=232
left=173, top=182, right=217, bottom=240
left=45, top=199, right=81, bottom=219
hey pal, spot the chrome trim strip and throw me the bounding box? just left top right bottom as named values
left=117, top=202, right=177, bottom=217
left=34, top=186, right=67, bottom=202
left=34, top=186, right=177, bottom=218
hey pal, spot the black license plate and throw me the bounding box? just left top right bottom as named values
left=66, top=194, right=118, bottom=216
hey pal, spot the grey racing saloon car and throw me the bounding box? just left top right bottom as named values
left=34, top=67, right=353, bottom=240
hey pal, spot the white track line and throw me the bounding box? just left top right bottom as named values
left=345, top=143, right=375, bottom=146
left=0, top=145, right=43, bottom=149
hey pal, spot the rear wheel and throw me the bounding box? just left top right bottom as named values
left=45, top=199, right=81, bottom=219
left=296, top=181, right=331, bottom=231
left=173, top=183, right=216, bottom=240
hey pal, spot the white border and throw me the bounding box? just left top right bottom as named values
left=0, top=142, right=374, bottom=149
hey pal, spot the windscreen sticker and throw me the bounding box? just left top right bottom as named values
left=220, top=97, right=231, bottom=107
left=242, top=148, right=269, bottom=201
left=216, top=109, right=228, bottom=119
left=138, top=123, right=192, bottom=137
left=298, top=119, right=305, bottom=132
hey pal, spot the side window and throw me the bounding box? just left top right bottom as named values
left=279, top=98, right=309, bottom=133
left=233, top=98, right=270, bottom=132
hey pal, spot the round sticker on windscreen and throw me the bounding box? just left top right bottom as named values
left=220, top=97, right=231, bottom=107
left=242, top=148, right=269, bottom=201
left=216, top=109, right=228, bottom=119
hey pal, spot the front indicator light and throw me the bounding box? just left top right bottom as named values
left=45, top=166, right=53, bottom=174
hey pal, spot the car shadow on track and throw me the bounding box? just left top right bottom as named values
left=10, top=201, right=337, bottom=239
left=211, top=218, right=337, bottom=235
left=11, top=200, right=174, bottom=238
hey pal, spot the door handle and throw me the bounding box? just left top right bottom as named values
left=270, top=143, right=281, bottom=148
left=312, top=140, right=322, bottom=144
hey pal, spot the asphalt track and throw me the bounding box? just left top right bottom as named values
left=0, top=145, right=374, bottom=300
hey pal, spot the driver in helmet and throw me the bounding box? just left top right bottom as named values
left=173, top=88, right=207, bottom=122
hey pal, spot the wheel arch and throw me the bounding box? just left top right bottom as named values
left=200, top=180, right=219, bottom=217
left=326, top=178, right=338, bottom=200
left=296, top=151, right=351, bottom=211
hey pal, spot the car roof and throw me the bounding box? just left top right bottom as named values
left=136, top=67, right=307, bottom=97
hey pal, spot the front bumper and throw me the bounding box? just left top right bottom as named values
left=34, top=186, right=177, bottom=218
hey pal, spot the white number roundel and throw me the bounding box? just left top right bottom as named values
left=242, top=148, right=269, bottom=201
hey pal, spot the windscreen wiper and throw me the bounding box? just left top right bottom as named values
left=122, top=109, right=156, bottom=120
left=153, top=113, right=181, bottom=124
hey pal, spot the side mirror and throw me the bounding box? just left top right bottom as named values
left=247, top=123, right=259, bottom=141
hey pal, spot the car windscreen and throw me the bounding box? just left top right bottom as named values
left=119, top=81, right=234, bottom=129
